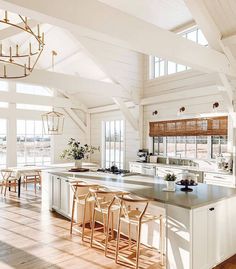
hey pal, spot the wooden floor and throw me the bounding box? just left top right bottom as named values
left=0, top=186, right=163, bottom=269
left=214, top=256, right=236, bottom=269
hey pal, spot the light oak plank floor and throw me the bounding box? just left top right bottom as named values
left=0, top=186, right=164, bottom=269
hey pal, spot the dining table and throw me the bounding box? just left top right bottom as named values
left=1, top=166, right=43, bottom=198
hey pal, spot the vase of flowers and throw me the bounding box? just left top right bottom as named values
left=60, top=138, right=99, bottom=168
left=164, top=173, right=177, bottom=191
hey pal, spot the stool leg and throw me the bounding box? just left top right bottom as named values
left=105, top=210, right=111, bottom=257
left=90, top=207, right=96, bottom=248
left=4, top=180, right=7, bottom=196
left=128, top=223, right=132, bottom=249
left=82, top=202, right=87, bottom=241
left=111, top=212, right=114, bottom=239
left=70, top=197, right=75, bottom=234
left=136, top=222, right=142, bottom=269
left=115, top=211, right=122, bottom=264
left=89, top=202, right=93, bottom=228
left=160, top=216, right=164, bottom=266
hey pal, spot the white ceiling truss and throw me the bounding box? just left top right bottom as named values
left=184, top=0, right=236, bottom=114
left=0, top=0, right=234, bottom=76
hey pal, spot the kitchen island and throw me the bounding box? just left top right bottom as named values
left=46, top=170, right=236, bottom=269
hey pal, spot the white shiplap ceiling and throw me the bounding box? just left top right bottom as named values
left=98, top=0, right=194, bottom=31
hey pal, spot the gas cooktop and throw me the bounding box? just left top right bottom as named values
left=97, top=168, right=137, bottom=177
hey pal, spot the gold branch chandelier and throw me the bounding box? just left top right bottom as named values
left=0, top=11, right=44, bottom=79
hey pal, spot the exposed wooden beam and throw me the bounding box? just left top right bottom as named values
left=0, top=90, right=81, bottom=109
left=0, top=0, right=234, bottom=76
left=113, top=97, right=138, bottom=131
left=88, top=101, right=135, bottom=114
left=141, top=85, right=221, bottom=106
left=7, top=68, right=130, bottom=99
left=64, top=108, right=87, bottom=133
left=218, top=73, right=235, bottom=113
left=222, top=34, right=236, bottom=46
left=184, top=0, right=236, bottom=68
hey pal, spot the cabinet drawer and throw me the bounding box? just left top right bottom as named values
left=204, top=173, right=233, bottom=183
left=129, top=163, right=142, bottom=173
left=204, top=179, right=234, bottom=188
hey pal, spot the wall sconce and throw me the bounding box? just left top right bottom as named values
left=152, top=110, right=158, bottom=116
left=213, top=102, right=219, bottom=111
left=178, top=106, right=185, bottom=116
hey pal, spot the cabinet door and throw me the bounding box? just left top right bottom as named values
left=52, top=176, right=61, bottom=210
left=60, top=179, right=70, bottom=216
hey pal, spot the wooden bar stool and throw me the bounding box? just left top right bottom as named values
left=115, top=194, right=164, bottom=269
left=0, top=169, right=17, bottom=196
left=89, top=187, right=128, bottom=256
left=70, top=181, right=99, bottom=241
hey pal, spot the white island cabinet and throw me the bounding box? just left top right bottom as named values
left=50, top=174, right=73, bottom=219
left=47, top=171, right=236, bottom=269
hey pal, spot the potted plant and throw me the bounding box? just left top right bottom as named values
left=60, top=138, right=99, bottom=168
left=164, top=173, right=177, bottom=191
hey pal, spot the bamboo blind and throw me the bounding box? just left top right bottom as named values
left=149, top=116, right=228, bottom=137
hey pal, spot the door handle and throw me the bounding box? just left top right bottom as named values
left=209, top=207, right=215, bottom=211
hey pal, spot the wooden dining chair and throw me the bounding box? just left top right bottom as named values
left=22, top=170, right=41, bottom=194
left=0, top=169, right=18, bottom=196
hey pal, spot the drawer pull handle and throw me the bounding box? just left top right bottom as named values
left=209, top=207, right=215, bottom=211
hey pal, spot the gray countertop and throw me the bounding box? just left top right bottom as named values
left=48, top=170, right=236, bottom=210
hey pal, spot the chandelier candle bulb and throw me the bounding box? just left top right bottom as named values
left=42, top=32, right=44, bottom=44
left=16, top=44, right=19, bottom=56
left=24, top=64, right=26, bottom=76
left=37, top=24, right=40, bottom=38
left=25, top=17, right=28, bottom=29
left=29, top=43, right=32, bottom=55
left=9, top=46, right=12, bottom=62
left=4, top=65, right=6, bottom=78
left=4, top=11, right=8, bottom=22
left=28, top=56, right=30, bottom=69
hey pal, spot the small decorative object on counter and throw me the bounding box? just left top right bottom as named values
left=60, top=138, right=99, bottom=168
left=176, top=179, right=198, bottom=192
left=164, top=173, right=177, bottom=191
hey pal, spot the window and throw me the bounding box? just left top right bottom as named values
left=0, top=119, right=7, bottom=168
left=0, top=81, right=8, bottom=91
left=212, top=136, right=228, bottom=158
left=0, top=102, right=8, bottom=108
left=103, top=120, right=124, bottom=169
left=196, top=136, right=208, bottom=159
left=154, top=137, right=164, bottom=156
left=16, top=83, right=53, bottom=96
left=153, top=135, right=227, bottom=159
left=17, top=120, right=51, bottom=166
left=150, top=28, right=208, bottom=79
left=166, top=137, right=176, bottom=157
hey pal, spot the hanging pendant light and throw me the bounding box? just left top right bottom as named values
left=42, top=51, right=65, bottom=135
left=42, top=109, right=64, bottom=135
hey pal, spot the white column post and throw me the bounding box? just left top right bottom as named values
left=7, top=82, right=17, bottom=167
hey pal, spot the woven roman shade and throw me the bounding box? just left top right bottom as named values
left=149, top=116, right=228, bottom=137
